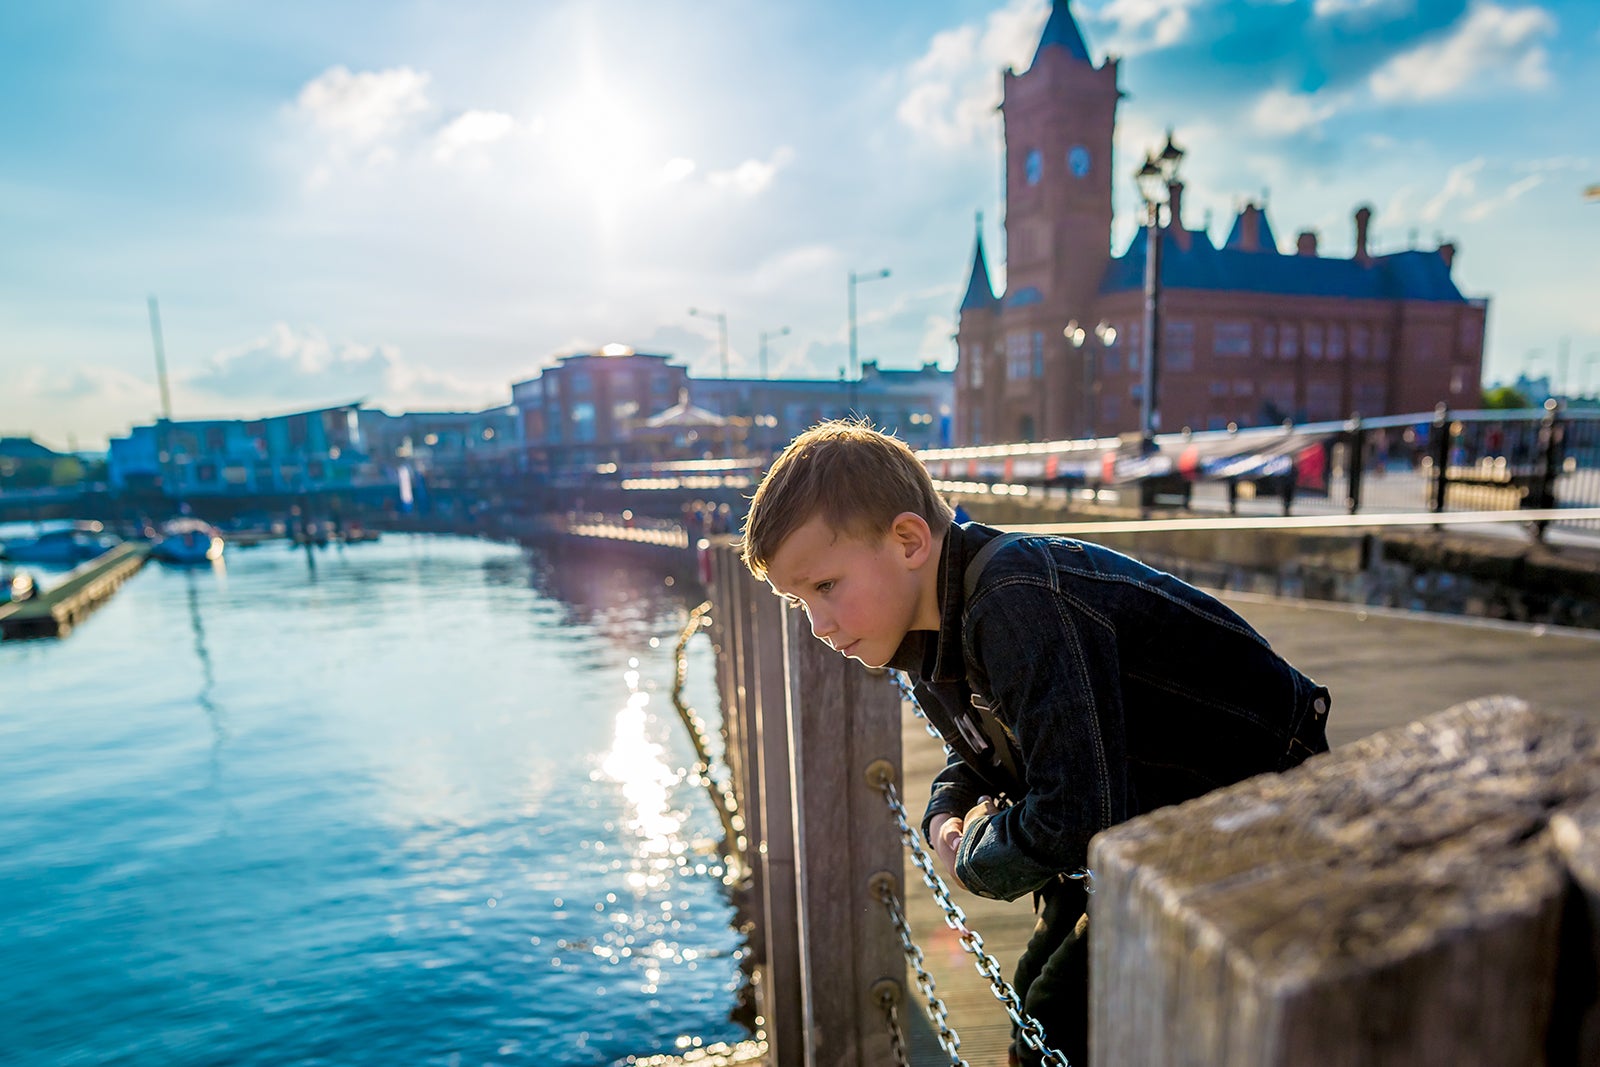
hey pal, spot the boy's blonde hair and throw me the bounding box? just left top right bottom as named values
left=739, top=418, right=954, bottom=580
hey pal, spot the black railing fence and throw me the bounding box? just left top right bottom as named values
left=918, top=403, right=1600, bottom=537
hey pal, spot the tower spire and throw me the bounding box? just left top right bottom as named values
left=1031, top=0, right=1092, bottom=69
left=960, top=212, right=998, bottom=312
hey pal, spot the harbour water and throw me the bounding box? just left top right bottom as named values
left=0, top=535, right=747, bottom=1065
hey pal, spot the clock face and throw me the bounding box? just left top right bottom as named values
left=1025, top=148, right=1042, bottom=186
left=1069, top=145, right=1091, bottom=178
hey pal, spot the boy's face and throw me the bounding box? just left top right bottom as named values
left=763, top=513, right=931, bottom=669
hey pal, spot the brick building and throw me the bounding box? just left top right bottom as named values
left=955, top=1, right=1488, bottom=445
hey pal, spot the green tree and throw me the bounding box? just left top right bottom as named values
left=1481, top=385, right=1529, bottom=410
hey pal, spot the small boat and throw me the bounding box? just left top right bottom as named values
left=0, top=569, right=35, bottom=604
left=150, top=518, right=225, bottom=564
left=2, top=521, right=122, bottom=564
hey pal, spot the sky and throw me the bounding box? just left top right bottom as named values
left=2, top=0, right=1596, bottom=450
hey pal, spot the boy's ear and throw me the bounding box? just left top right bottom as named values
left=888, top=511, right=935, bottom=568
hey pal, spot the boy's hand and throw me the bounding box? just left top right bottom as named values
left=929, top=813, right=966, bottom=889
left=964, top=796, right=998, bottom=824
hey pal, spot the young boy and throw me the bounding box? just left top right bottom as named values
left=739, top=420, right=1330, bottom=1067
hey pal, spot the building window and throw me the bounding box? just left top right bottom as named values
left=1007, top=333, right=1031, bottom=380
left=1209, top=381, right=1228, bottom=397
left=1233, top=379, right=1254, bottom=397
left=1374, top=329, right=1391, bottom=361
left=571, top=402, right=596, bottom=443
left=569, top=370, right=592, bottom=395
left=1279, top=325, right=1299, bottom=359
left=1262, top=323, right=1277, bottom=358
left=1031, top=332, right=1045, bottom=379
left=1351, top=325, right=1370, bottom=360
left=1164, top=321, right=1195, bottom=372
left=970, top=345, right=984, bottom=388
left=1306, top=323, right=1324, bottom=360
left=1101, top=395, right=1120, bottom=424
left=1355, top=382, right=1385, bottom=414
left=1328, top=324, right=1345, bottom=360
left=1214, top=321, right=1251, bottom=357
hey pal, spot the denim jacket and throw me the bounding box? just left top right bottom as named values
left=888, top=521, right=1330, bottom=902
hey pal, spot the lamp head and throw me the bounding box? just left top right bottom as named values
left=1135, top=154, right=1165, bottom=206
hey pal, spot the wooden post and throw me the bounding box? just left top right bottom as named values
left=731, top=554, right=768, bottom=949
left=753, top=584, right=804, bottom=1064
left=783, top=606, right=905, bottom=1067
left=1090, top=697, right=1600, bottom=1067
left=1550, top=797, right=1600, bottom=1066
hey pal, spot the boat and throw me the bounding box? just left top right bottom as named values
left=0, top=568, right=35, bottom=604
left=1, top=521, right=122, bottom=564
left=150, top=518, right=225, bottom=564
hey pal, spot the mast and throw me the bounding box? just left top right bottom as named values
left=147, top=295, right=174, bottom=421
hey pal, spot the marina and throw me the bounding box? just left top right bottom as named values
left=0, top=536, right=748, bottom=1065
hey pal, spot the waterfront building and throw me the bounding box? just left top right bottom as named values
left=954, top=0, right=1488, bottom=445
left=357, top=406, right=522, bottom=473
left=689, top=360, right=954, bottom=456
left=106, top=403, right=382, bottom=497
left=511, top=347, right=953, bottom=470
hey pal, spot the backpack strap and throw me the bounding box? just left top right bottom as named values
left=963, top=531, right=1031, bottom=603
left=957, top=530, right=1034, bottom=798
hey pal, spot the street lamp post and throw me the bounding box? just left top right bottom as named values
left=848, top=267, right=891, bottom=414
left=688, top=307, right=729, bottom=378
left=1066, top=319, right=1118, bottom=439
left=1135, top=131, right=1185, bottom=450
left=758, top=325, right=790, bottom=381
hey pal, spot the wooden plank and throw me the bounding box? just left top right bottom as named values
left=754, top=588, right=803, bottom=1065
left=1090, top=696, right=1600, bottom=1067
left=785, top=611, right=904, bottom=1067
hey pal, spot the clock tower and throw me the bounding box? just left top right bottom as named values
left=1001, top=0, right=1119, bottom=317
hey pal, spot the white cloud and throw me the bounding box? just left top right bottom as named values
left=1420, top=157, right=1485, bottom=222
left=897, top=0, right=1050, bottom=149
left=1249, top=88, right=1344, bottom=136
left=660, top=157, right=696, bottom=183
left=296, top=66, right=433, bottom=145
left=1312, top=0, right=1411, bottom=17
left=707, top=146, right=795, bottom=196
left=1368, top=1, right=1555, bottom=103
left=189, top=323, right=499, bottom=412
left=1463, top=173, right=1543, bottom=221
left=432, top=109, right=519, bottom=162
left=1093, top=0, right=1205, bottom=57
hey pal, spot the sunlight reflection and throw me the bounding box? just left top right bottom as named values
left=599, top=660, right=685, bottom=864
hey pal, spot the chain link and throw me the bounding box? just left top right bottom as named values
left=876, top=771, right=1073, bottom=1067
left=877, top=881, right=968, bottom=1066
left=891, top=670, right=952, bottom=750
left=878, top=989, right=913, bottom=1067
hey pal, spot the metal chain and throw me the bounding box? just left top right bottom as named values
left=891, top=670, right=952, bottom=750
left=875, top=772, right=1073, bottom=1067
left=670, top=602, right=746, bottom=880
left=877, top=881, right=968, bottom=1066
left=877, top=988, right=913, bottom=1067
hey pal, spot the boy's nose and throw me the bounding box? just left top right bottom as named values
left=808, top=609, right=835, bottom=640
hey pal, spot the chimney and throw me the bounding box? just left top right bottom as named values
left=1296, top=230, right=1319, bottom=257
left=1239, top=204, right=1260, bottom=252
left=1354, top=205, right=1373, bottom=262
left=1167, top=180, right=1190, bottom=249
left=1438, top=242, right=1456, bottom=270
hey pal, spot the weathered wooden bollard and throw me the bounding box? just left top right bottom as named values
left=1090, top=696, right=1600, bottom=1066
left=705, top=541, right=905, bottom=1067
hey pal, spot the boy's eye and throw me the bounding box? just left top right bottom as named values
left=815, top=580, right=835, bottom=594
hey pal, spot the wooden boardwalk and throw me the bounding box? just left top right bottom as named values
left=897, top=592, right=1600, bottom=1065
